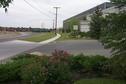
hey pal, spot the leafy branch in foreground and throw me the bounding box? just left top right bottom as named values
left=0, top=0, right=13, bottom=12
left=100, top=12, right=126, bottom=56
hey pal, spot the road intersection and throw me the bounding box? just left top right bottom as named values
left=26, top=40, right=111, bottom=57
left=0, top=33, right=111, bottom=61
left=0, top=33, right=61, bottom=60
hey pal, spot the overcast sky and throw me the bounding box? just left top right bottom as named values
left=0, top=0, right=109, bottom=28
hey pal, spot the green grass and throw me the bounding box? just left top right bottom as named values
left=74, top=78, right=126, bottom=84
left=57, top=33, right=91, bottom=41
left=57, top=33, right=78, bottom=41
left=22, top=32, right=55, bottom=42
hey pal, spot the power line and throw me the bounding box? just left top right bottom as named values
left=27, top=0, right=63, bottom=21
left=30, top=0, right=55, bottom=15
left=23, top=0, right=51, bottom=18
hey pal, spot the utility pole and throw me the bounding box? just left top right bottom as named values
left=53, top=7, right=60, bottom=34
left=41, top=22, right=44, bottom=28
left=52, top=19, right=55, bottom=31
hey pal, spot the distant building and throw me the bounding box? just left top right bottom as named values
left=63, top=2, right=126, bottom=32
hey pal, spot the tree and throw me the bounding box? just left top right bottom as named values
left=89, top=7, right=103, bottom=39
left=100, top=12, right=126, bottom=56
left=0, top=0, right=13, bottom=12
left=100, top=0, right=126, bottom=57
left=68, top=18, right=79, bottom=32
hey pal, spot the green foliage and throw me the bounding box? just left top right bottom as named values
left=69, top=31, right=87, bottom=38
left=46, top=50, right=72, bottom=84
left=84, top=56, right=108, bottom=76
left=0, top=57, right=35, bottom=82
left=22, top=32, right=55, bottom=42
left=57, top=33, right=72, bottom=41
left=69, top=55, right=89, bottom=71
left=69, top=54, right=108, bottom=76
left=79, top=32, right=87, bottom=37
left=12, top=53, right=36, bottom=60
left=0, top=0, right=13, bottom=12
left=100, top=12, right=126, bottom=56
left=67, top=19, right=79, bottom=32
left=74, top=78, right=126, bottom=84
left=45, top=61, right=72, bottom=84
left=0, top=53, right=126, bottom=83
left=89, top=8, right=103, bottom=39
left=111, top=55, right=126, bottom=79
left=102, top=59, right=112, bottom=76
left=69, top=31, right=80, bottom=38
left=21, top=52, right=72, bottom=84
left=20, top=56, right=49, bottom=84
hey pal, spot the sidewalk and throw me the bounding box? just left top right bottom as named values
left=39, top=33, right=61, bottom=44
left=13, top=33, right=61, bottom=45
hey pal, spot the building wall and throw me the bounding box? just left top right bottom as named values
left=80, top=20, right=90, bottom=32
left=63, top=2, right=117, bottom=32
left=63, top=2, right=125, bottom=32
left=102, top=6, right=119, bottom=14
left=79, top=6, right=121, bottom=32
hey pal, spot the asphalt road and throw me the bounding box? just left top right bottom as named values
left=0, top=32, right=38, bottom=42
left=0, top=34, right=111, bottom=61
left=0, top=33, right=60, bottom=61
left=0, top=32, right=39, bottom=60
left=26, top=40, right=111, bottom=57
left=0, top=40, right=38, bottom=61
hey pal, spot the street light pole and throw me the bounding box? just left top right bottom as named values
left=52, top=19, right=55, bottom=31
left=53, top=7, right=60, bottom=34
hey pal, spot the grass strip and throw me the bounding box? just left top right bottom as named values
left=22, top=32, right=55, bottom=42
left=57, top=33, right=78, bottom=41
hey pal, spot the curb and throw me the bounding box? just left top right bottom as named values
left=12, top=33, right=61, bottom=45
left=39, top=33, right=61, bottom=44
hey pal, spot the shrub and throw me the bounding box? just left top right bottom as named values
left=69, top=31, right=81, bottom=38
left=0, top=58, right=34, bottom=82
left=86, top=55, right=108, bottom=76
left=79, top=32, right=86, bottom=37
left=100, top=12, right=126, bottom=57
left=52, top=49, right=70, bottom=57
left=69, top=31, right=77, bottom=38
left=111, top=55, right=126, bottom=79
left=102, top=59, right=112, bottom=76
left=1, top=52, right=125, bottom=83
left=21, top=56, right=49, bottom=84
left=0, top=63, right=19, bottom=82
left=45, top=61, right=72, bottom=84
left=68, top=54, right=89, bottom=72
left=69, top=54, right=109, bottom=76
left=12, top=53, right=36, bottom=60
left=21, top=53, right=72, bottom=84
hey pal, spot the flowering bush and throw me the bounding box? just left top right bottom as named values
left=21, top=50, right=72, bottom=84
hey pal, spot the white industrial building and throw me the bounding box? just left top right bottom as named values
left=63, top=2, right=126, bottom=32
